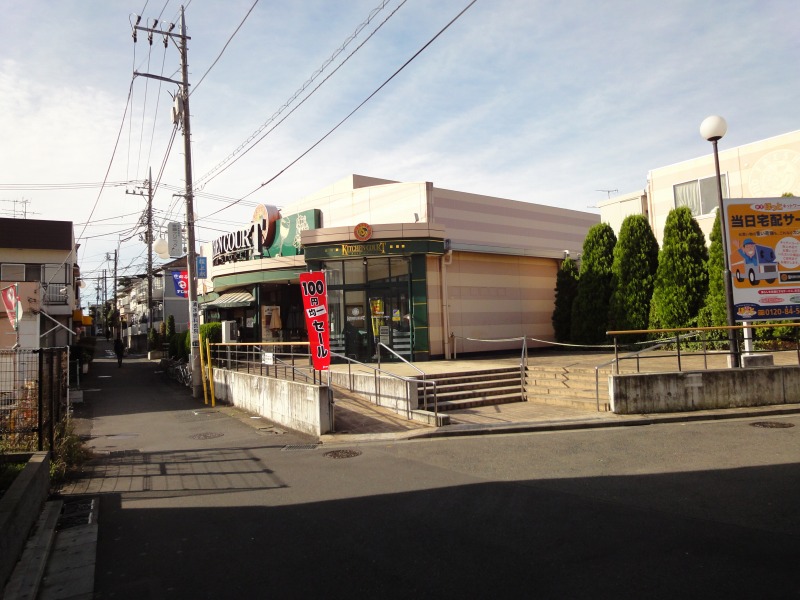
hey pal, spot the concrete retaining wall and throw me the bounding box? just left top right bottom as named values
left=212, top=370, right=332, bottom=438
left=0, top=452, right=50, bottom=588
left=328, top=371, right=417, bottom=416
left=610, top=366, right=800, bottom=414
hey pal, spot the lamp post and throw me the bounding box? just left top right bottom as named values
left=700, top=115, right=740, bottom=368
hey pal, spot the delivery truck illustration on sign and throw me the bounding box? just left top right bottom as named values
left=732, top=238, right=778, bottom=285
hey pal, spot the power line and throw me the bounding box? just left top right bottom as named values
left=192, top=0, right=400, bottom=190
left=201, top=0, right=478, bottom=221
left=190, top=0, right=259, bottom=97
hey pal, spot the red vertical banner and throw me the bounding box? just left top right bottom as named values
left=299, top=271, right=331, bottom=371
left=1, top=284, right=21, bottom=330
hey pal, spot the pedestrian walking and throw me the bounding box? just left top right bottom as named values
left=114, top=337, right=124, bottom=367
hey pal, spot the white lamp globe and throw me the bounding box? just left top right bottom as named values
left=700, top=115, right=727, bottom=142
left=157, top=251, right=170, bottom=260
left=153, top=238, right=168, bottom=255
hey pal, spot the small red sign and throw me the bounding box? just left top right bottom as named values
left=299, top=272, right=331, bottom=370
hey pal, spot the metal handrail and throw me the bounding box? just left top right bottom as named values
left=376, top=342, right=431, bottom=409
left=329, top=351, right=437, bottom=421
left=450, top=335, right=529, bottom=401
left=209, top=342, right=314, bottom=382
left=597, top=322, right=800, bottom=411
left=594, top=335, right=685, bottom=412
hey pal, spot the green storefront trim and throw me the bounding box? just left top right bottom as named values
left=410, top=254, right=430, bottom=359
left=212, top=268, right=306, bottom=290
left=304, top=238, right=445, bottom=261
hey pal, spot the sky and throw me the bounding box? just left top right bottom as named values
left=0, top=0, right=797, bottom=307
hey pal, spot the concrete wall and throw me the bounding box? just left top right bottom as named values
left=328, top=370, right=417, bottom=417
left=610, top=366, right=800, bottom=414
left=212, top=370, right=332, bottom=437
left=0, top=452, right=50, bottom=588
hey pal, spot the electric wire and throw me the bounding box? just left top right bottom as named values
left=190, top=0, right=259, bottom=97
left=201, top=0, right=478, bottom=221
left=192, top=0, right=398, bottom=190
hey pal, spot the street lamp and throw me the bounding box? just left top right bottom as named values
left=700, top=115, right=740, bottom=368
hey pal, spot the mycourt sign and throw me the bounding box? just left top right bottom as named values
left=212, top=204, right=281, bottom=266
left=212, top=205, right=320, bottom=265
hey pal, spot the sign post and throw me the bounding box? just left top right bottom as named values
left=298, top=272, right=331, bottom=371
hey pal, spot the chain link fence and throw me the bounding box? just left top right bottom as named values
left=0, top=348, right=68, bottom=452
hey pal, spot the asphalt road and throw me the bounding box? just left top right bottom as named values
left=68, top=344, right=800, bottom=599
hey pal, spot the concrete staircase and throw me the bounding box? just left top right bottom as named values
left=524, top=365, right=613, bottom=412
left=415, top=364, right=629, bottom=413
left=416, top=366, right=525, bottom=412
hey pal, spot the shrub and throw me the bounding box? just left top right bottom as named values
left=650, top=207, right=709, bottom=330
left=147, top=327, right=161, bottom=351
left=571, top=223, right=617, bottom=344
left=609, top=215, right=659, bottom=338
left=552, top=258, right=579, bottom=343
left=200, top=322, right=222, bottom=355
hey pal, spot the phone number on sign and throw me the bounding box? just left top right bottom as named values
left=755, top=306, right=800, bottom=318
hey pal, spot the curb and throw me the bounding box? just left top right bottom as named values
left=320, top=403, right=800, bottom=444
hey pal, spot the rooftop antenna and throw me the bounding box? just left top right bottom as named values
left=0, top=198, right=40, bottom=218
left=596, top=189, right=618, bottom=199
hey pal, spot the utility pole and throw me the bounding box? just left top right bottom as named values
left=127, top=169, right=155, bottom=336
left=147, top=169, right=154, bottom=332
left=133, top=6, right=200, bottom=396
left=113, top=249, right=118, bottom=340
left=179, top=7, right=202, bottom=398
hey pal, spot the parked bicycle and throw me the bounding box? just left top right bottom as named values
left=159, top=357, right=191, bottom=387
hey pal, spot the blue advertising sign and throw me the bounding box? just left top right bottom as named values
left=197, top=256, right=207, bottom=279
left=172, top=270, right=188, bottom=298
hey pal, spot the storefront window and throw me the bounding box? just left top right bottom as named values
left=367, top=258, right=390, bottom=284
left=326, top=257, right=412, bottom=362
left=389, top=257, right=409, bottom=282
left=325, top=262, right=343, bottom=286
left=344, top=259, right=365, bottom=285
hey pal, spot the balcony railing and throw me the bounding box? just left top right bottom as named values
left=42, top=285, right=69, bottom=305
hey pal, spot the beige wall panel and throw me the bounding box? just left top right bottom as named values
left=290, top=180, right=429, bottom=228
left=434, top=252, right=558, bottom=355
left=432, top=188, right=598, bottom=257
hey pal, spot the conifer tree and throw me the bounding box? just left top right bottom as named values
left=552, top=257, right=579, bottom=342
left=571, top=223, right=616, bottom=343
left=609, top=214, right=659, bottom=335
left=650, top=207, right=709, bottom=329
left=698, top=210, right=727, bottom=329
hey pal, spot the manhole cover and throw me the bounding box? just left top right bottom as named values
left=750, top=421, right=795, bottom=429
left=323, top=449, right=362, bottom=459
left=189, top=432, right=224, bottom=439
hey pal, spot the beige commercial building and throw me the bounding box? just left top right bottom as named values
left=200, top=175, right=599, bottom=361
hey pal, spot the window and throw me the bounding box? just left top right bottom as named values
left=1, top=264, right=25, bottom=281
left=25, top=264, right=42, bottom=281
left=674, top=174, right=728, bottom=217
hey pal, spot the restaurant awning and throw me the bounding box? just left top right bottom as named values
left=203, top=288, right=256, bottom=309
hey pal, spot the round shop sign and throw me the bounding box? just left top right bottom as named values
left=354, top=222, right=373, bottom=242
